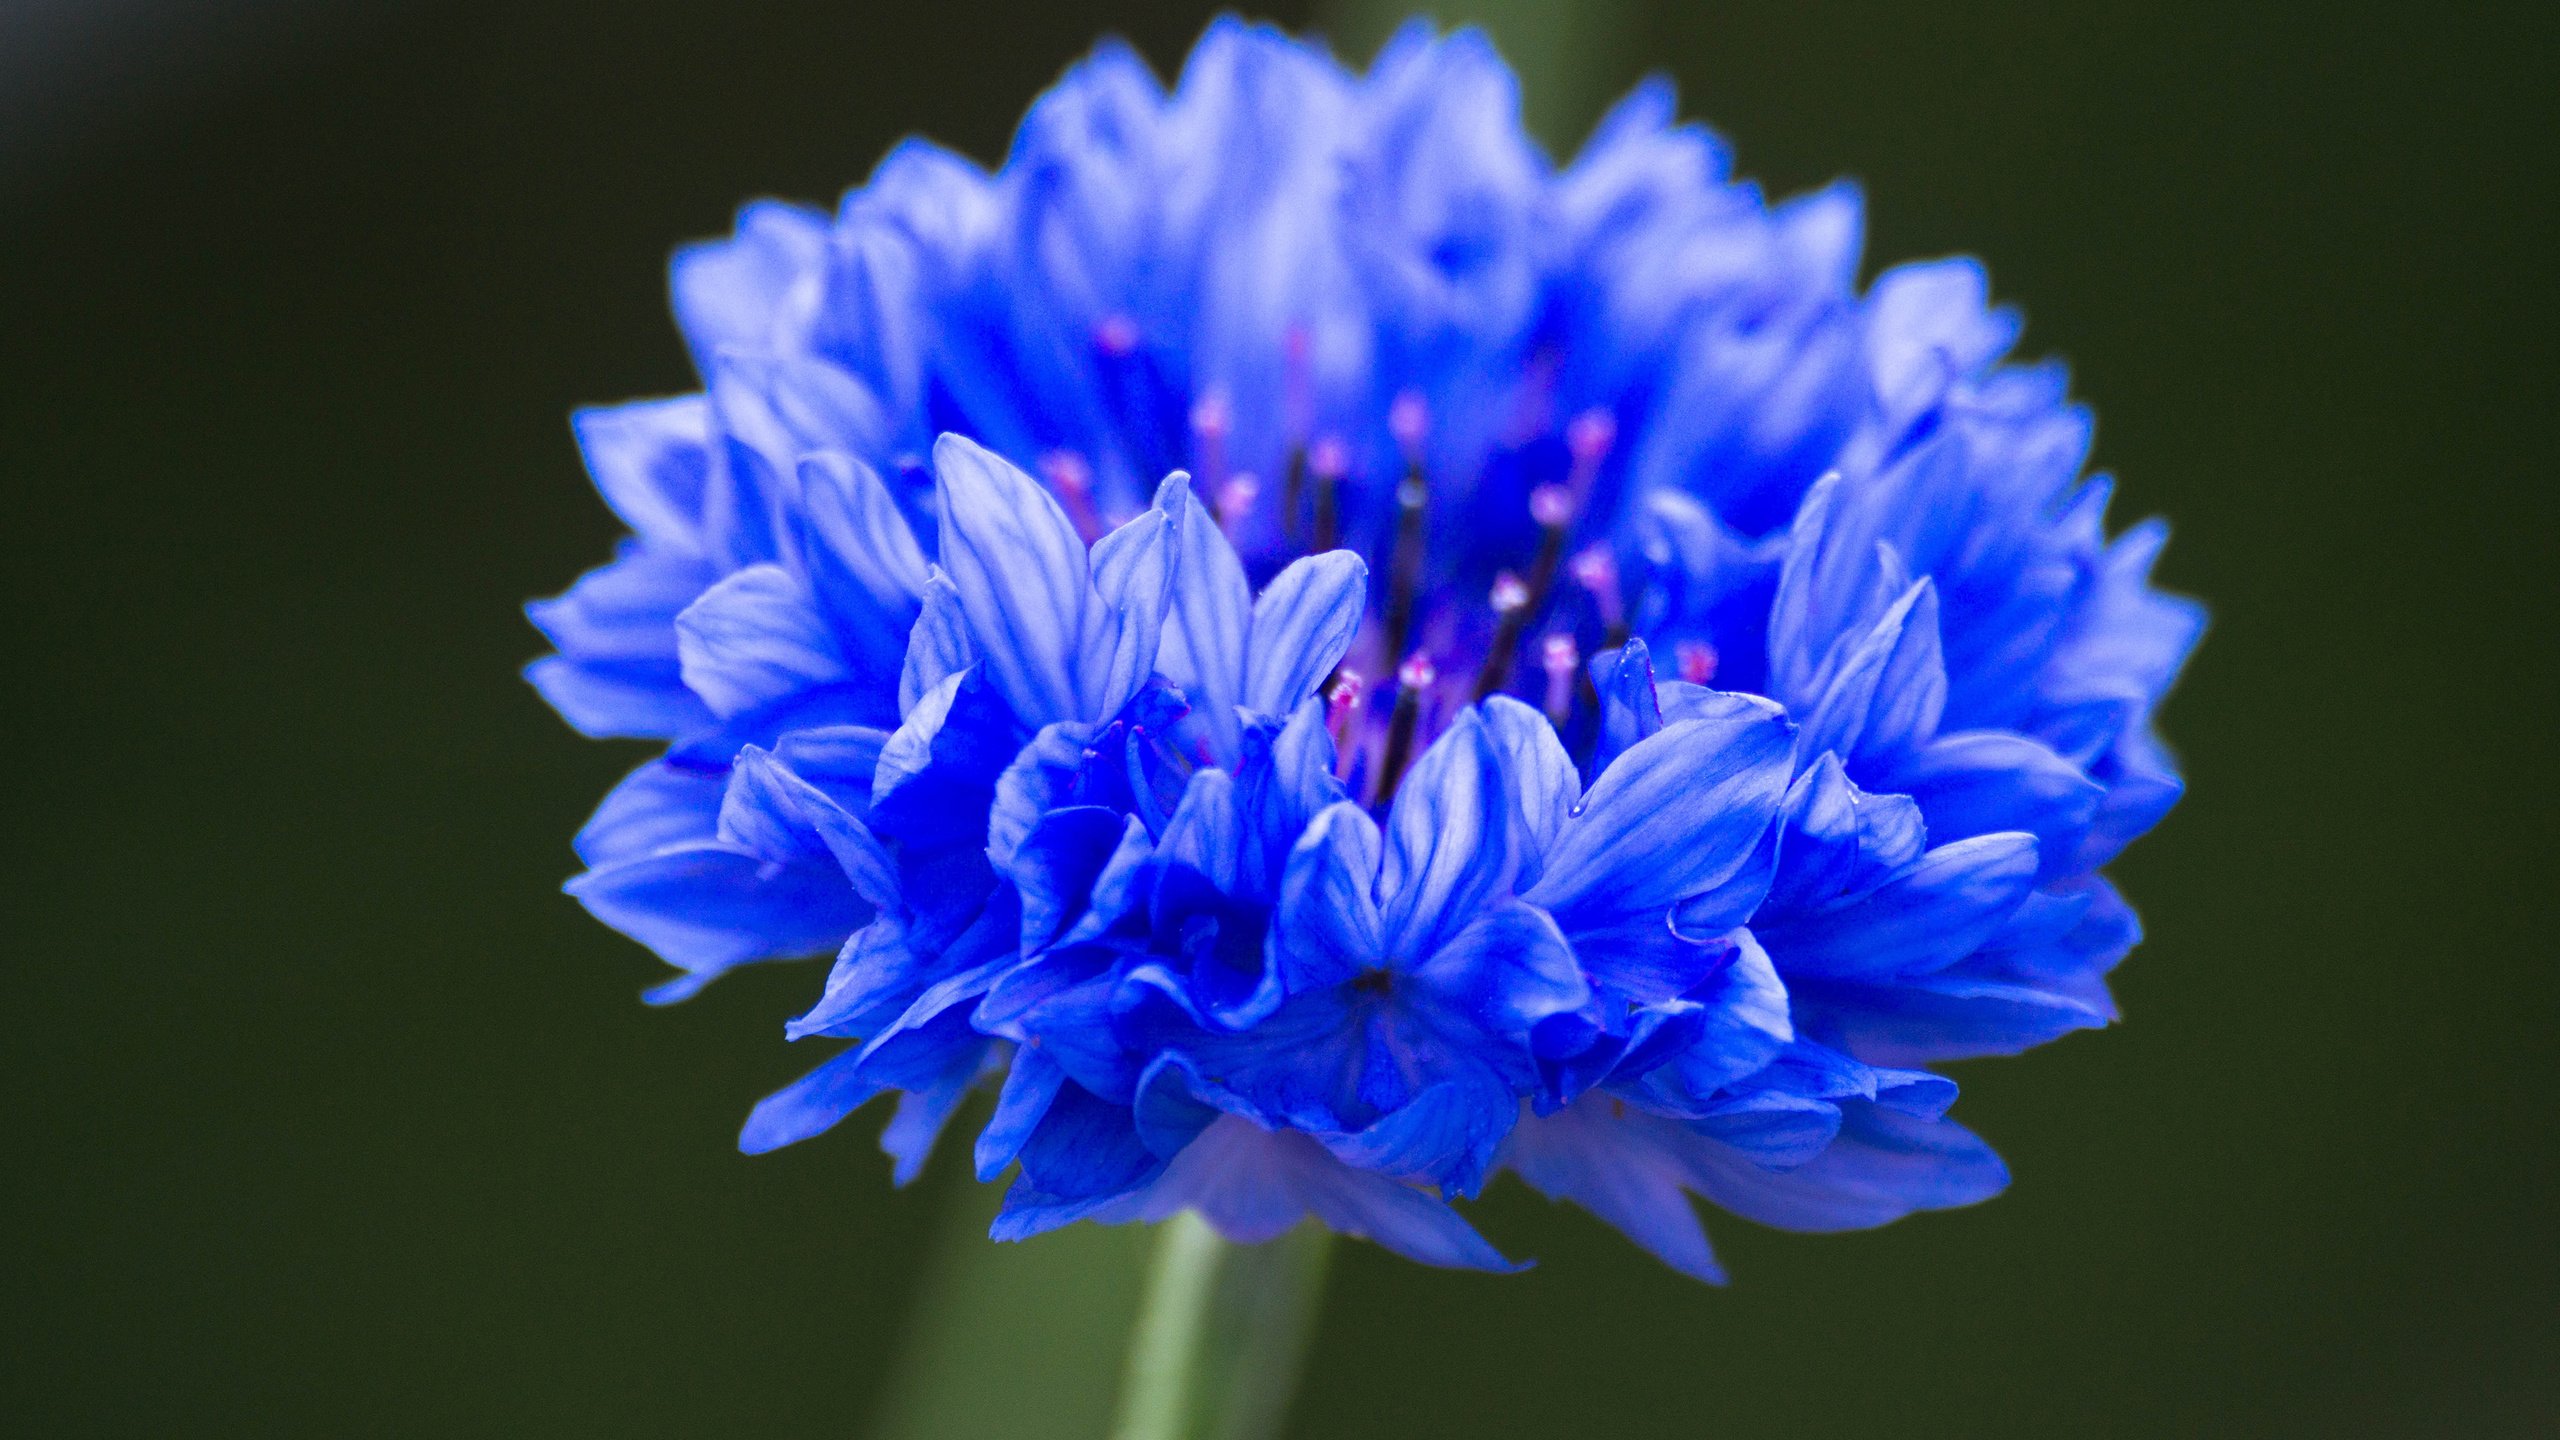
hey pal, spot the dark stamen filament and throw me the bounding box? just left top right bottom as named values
left=1309, top=436, right=1346, bottom=553
left=1280, top=445, right=1306, bottom=547
left=1278, top=323, right=1314, bottom=548
left=1472, top=484, right=1576, bottom=700
left=1381, top=470, right=1428, bottom=669
left=1372, top=653, right=1435, bottom=807
left=1378, top=392, right=1431, bottom=665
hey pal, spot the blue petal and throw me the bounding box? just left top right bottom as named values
left=793, top=452, right=928, bottom=675
left=1682, top=927, right=1794, bottom=1082
left=1686, top=1090, right=1842, bottom=1170
left=786, top=918, right=930, bottom=1041
left=1613, top=933, right=1795, bottom=1115
left=1766, top=471, right=1870, bottom=705
left=1270, top=801, right=1385, bottom=990
left=931, top=434, right=1093, bottom=727
left=1889, top=728, right=2103, bottom=875
left=1378, top=710, right=1519, bottom=961
left=660, top=680, right=891, bottom=770
left=1059, top=819, right=1159, bottom=946
left=523, top=651, right=713, bottom=742
left=1592, top=640, right=1663, bottom=772
left=1242, top=551, right=1369, bottom=717
left=570, top=397, right=713, bottom=550
left=722, top=747, right=894, bottom=906
left=1005, top=956, right=1146, bottom=1105
left=1797, top=955, right=2116, bottom=1066
left=670, top=200, right=828, bottom=370
left=708, top=343, right=896, bottom=482
left=882, top=1083, right=974, bottom=1187
left=1230, top=702, right=1349, bottom=902
left=975, top=1046, right=1066, bottom=1181
left=1157, top=476, right=1254, bottom=759
left=1758, top=832, right=2039, bottom=982
left=1504, top=1099, right=1726, bottom=1283
left=1685, top=1099, right=2009, bottom=1233
left=1559, top=910, right=1738, bottom=1011
left=871, top=669, right=1022, bottom=837
left=987, top=720, right=1105, bottom=873
left=1478, top=694, right=1579, bottom=874
left=1183, top=1118, right=1524, bottom=1270
left=898, top=570, right=978, bottom=715
left=1132, top=1051, right=1267, bottom=1161
left=1529, top=701, right=1794, bottom=925
left=787, top=890, right=1014, bottom=1041
left=737, top=1047, right=883, bottom=1156
left=747, top=992, right=992, bottom=1161
left=769, top=725, right=890, bottom=814
left=573, top=760, right=724, bottom=866
left=1412, top=897, right=1591, bottom=1036
left=1009, top=807, right=1141, bottom=953
left=1311, top=1077, right=1518, bottom=1198
left=1015, top=1079, right=1164, bottom=1202
left=1865, top=257, right=2020, bottom=407
left=1082, top=475, right=1186, bottom=719
left=1763, top=753, right=1925, bottom=915
left=1156, top=767, right=1244, bottom=894
left=675, top=564, right=849, bottom=719
left=1797, top=577, right=1939, bottom=768
left=523, top=547, right=705, bottom=667
left=568, top=844, right=861, bottom=1000
left=1626, top=490, right=1780, bottom=692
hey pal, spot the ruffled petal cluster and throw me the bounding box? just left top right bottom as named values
left=529, top=19, right=2200, bottom=1278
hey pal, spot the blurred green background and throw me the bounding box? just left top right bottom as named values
left=4, top=0, right=2552, bottom=1434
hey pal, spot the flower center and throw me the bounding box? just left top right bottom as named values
left=1246, top=387, right=1623, bottom=804
left=1069, top=322, right=1637, bottom=804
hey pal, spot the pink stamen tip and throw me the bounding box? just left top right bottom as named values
left=1307, top=435, right=1350, bottom=478
left=1040, top=451, right=1105, bottom=542
left=1327, top=670, right=1363, bottom=715
left=1388, top=391, right=1430, bottom=453
left=1217, top=474, right=1261, bottom=527
left=1675, top=639, right=1721, bottom=685
left=1540, top=633, right=1579, bottom=721
left=1190, top=389, right=1232, bottom=439
left=1095, top=314, right=1141, bottom=356
left=1530, top=484, right=1577, bottom=529
left=1540, top=633, right=1580, bottom=676
left=1490, top=571, right=1530, bottom=614
left=1396, top=653, right=1437, bottom=691
left=1284, top=323, right=1312, bottom=365
left=1326, top=670, right=1366, bottom=738
left=1041, top=450, right=1092, bottom=496
left=1569, top=546, right=1622, bottom=617
left=1566, top=408, right=1618, bottom=465
left=1569, top=545, right=1616, bottom=588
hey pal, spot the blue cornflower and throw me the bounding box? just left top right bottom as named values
left=528, top=18, right=2199, bottom=1275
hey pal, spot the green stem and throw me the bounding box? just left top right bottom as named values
left=1110, top=1213, right=1334, bottom=1440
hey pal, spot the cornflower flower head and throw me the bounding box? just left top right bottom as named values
left=528, top=18, right=2200, bottom=1275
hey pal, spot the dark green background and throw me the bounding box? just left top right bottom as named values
left=6, top=1, right=2552, bottom=1434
